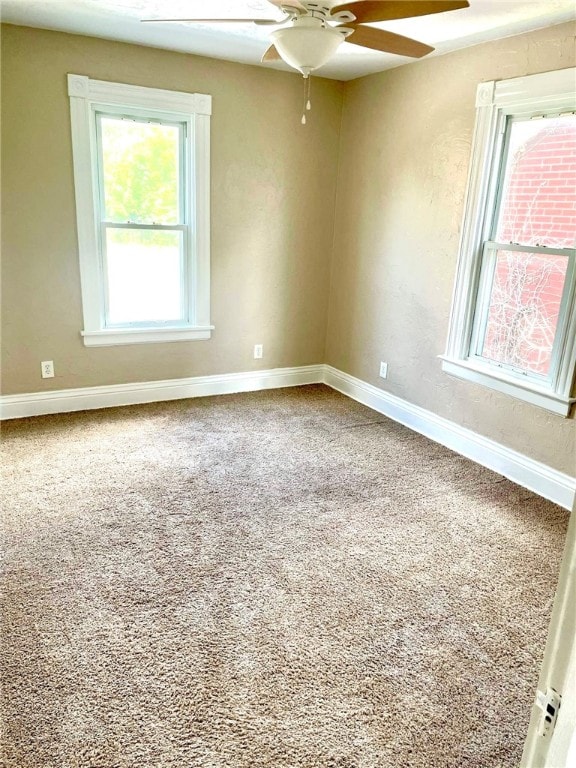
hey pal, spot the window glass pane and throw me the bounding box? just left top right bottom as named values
left=105, top=229, right=183, bottom=324
left=495, top=115, right=576, bottom=248
left=478, top=249, right=569, bottom=376
left=100, top=117, right=180, bottom=225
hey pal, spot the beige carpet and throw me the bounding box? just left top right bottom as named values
left=0, top=384, right=568, bottom=768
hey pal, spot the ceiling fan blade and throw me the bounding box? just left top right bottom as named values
left=331, top=1, right=469, bottom=24
left=261, top=43, right=282, bottom=62
left=267, top=0, right=306, bottom=11
left=342, top=24, right=433, bottom=57
left=141, top=17, right=280, bottom=23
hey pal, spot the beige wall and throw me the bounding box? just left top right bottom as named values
left=326, top=22, right=576, bottom=475
left=1, top=22, right=575, bottom=475
left=0, top=25, right=343, bottom=393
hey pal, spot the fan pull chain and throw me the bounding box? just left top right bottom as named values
left=301, top=74, right=312, bottom=125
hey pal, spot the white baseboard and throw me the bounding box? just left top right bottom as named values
left=2, top=363, right=573, bottom=510
left=0, top=364, right=324, bottom=420
left=324, top=365, right=575, bottom=511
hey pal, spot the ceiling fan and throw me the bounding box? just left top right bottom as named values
left=143, top=1, right=470, bottom=75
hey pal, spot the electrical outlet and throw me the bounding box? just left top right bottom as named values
left=254, top=344, right=263, bottom=359
left=41, top=360, right=55, bottom=379
left=379, top=361, right=388, bottom=379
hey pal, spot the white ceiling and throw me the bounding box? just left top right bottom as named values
left=1, top=0, right=575, bottom=80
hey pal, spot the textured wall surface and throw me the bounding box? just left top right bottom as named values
left=0, top=25, right=343, bottom=393
left=325, top=22, right=576, bottom=475
left=1, top=22, right=575, bottom=475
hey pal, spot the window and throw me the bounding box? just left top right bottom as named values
left=442, top=69, right=576, bottom=416
left=68, top=74, right=212, bottom=346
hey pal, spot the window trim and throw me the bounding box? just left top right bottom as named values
left=441, top=68, right=576, bottom=417
left=68, top=74, right=213, bottom=346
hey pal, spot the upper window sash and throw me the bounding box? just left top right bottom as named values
left=491, top=112, right=575, bottom=249
left=442, top=68, right=576, bottom=416
left=94, top=109, right=188, bottom=227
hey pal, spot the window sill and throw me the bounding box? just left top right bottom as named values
left=440, top=356, right=575, bottom=417
left=82, top=326, right=214, bottom=347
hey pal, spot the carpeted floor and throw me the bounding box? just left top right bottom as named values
left=0, top=384, right=569, bottom=768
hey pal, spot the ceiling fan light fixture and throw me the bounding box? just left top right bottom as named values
left=271, top=21, right=346, bottom=74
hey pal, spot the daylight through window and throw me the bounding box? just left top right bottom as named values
left=471, top=115, right=575, bottom=379
left=99, top=116, right=185, bottom=326
left=442, top=69, right=576, bottom=416
left=68, top=75, right=212, bottom=346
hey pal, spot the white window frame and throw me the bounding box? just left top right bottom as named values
left=68, top=74, right=213, bottom=346
left=442, top=68, right=576, bottom=417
